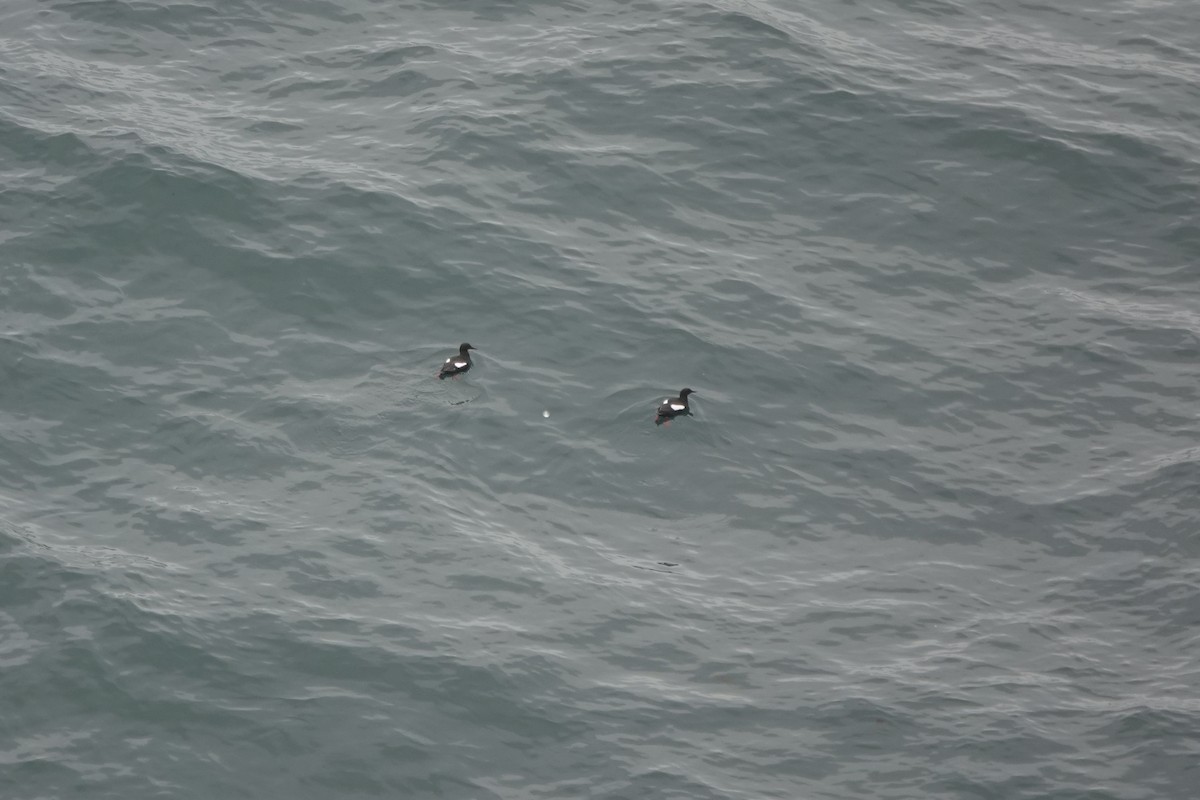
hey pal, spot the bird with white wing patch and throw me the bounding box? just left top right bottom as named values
left=437, top=342, right=475, bottom=380
left=655, top=387, right=695, bottom=426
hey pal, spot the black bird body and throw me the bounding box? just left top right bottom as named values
left=438, top=343, right=475, bottom=379
left=655, top=388, right=695, bottom=425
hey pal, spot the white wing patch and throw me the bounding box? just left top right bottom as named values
left=454, top=360, right=467, bottom=368
left=669, top=402, right=686, bottom=411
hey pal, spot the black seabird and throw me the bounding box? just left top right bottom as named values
left=655, top=388, right=695, bottom=425
left=438, top=343, right=475, bottom=379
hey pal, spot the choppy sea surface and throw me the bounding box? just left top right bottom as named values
left=2, top=0, right=1199, bottom=797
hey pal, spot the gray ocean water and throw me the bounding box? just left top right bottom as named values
left=2, top=0, right=1198, bottom=797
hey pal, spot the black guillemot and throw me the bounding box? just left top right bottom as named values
left=655, top=388, right=695, bottom=425
left=438, top=343, right=475, bottom=379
